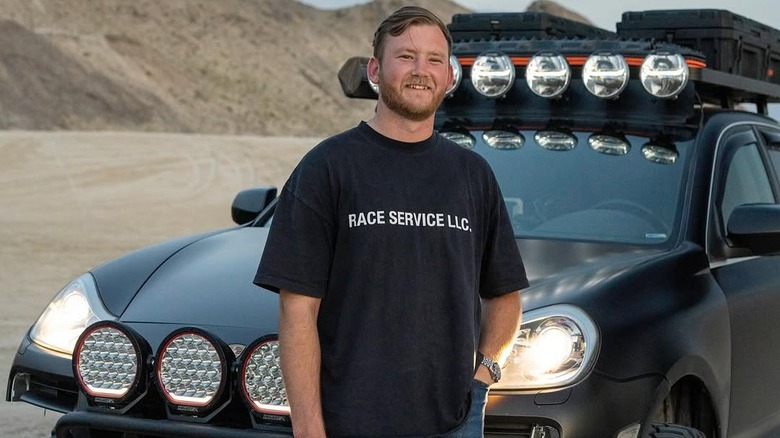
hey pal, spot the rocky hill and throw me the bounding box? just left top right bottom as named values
left=0, top=0, right=588, bottom=136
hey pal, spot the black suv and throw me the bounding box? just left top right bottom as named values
left=8, top=8, right=780, bottom=438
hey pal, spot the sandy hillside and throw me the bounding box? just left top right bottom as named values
left=0, top=131, right=319, bottom=436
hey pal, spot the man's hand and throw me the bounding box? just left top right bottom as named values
left=279, top=290, right=326, bottom=438
left=476, top=290, right=522, bottom=386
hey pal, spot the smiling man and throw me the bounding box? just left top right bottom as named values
left=255, top=6, right=528, bottom=437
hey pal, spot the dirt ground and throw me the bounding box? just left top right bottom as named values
left=0, top=131, right=317, bottom=436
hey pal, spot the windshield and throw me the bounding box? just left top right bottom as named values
left=470, top=130, right=693, bottom=245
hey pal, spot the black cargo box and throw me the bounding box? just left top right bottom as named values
left=448, top=12, right=615, bottom=42
left=617, top=9, right=780, bottom=85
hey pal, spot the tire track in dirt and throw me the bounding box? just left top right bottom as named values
left=0, top=131, right=316, bottom=436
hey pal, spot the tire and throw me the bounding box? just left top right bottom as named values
left=646, top=422, right=706, bottom=438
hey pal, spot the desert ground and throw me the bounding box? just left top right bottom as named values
left=0, top=131, right=318, bottom=436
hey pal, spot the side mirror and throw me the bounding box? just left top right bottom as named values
left=338, top=56, right=378, bottom=100
left=231, top=187, right=277, bottom=225
left=727, top=203, right=780, bottom=254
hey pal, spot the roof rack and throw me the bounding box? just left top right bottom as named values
left=340, top=10, right=780, bottom=118
left=617, top=9, right=780, bottom=112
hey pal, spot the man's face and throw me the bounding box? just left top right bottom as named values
left=372, top=24, right=452, bottom=122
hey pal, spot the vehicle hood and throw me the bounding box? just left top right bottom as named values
left=114, top=227, right=695, bottom=331
left=516, top=239, right=707, bottom=312
left=118, top=227, right=279, bottom=335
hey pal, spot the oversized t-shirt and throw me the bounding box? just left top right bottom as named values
left=254, top=122, right=528, bottom=437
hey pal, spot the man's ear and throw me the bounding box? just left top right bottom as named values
left=367, top=56, right=380, bottom=84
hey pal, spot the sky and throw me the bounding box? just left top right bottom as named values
left=296, top=0, right=780, bottom=31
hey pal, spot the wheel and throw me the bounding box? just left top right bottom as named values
left=646, top=422, right=706, bottom=438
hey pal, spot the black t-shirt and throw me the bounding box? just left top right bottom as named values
left=255, top=122, right=528, bottom=437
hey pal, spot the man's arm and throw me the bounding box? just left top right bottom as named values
left=475, top=290, right=522, bottom=385
left=278, top=290, right=326, bottom=438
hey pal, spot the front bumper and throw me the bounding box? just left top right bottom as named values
left=11, top=334, right=663, bottom=438
left=483, top=371, right=663, bottom=438
left=54, top=411, right=292, bottom=438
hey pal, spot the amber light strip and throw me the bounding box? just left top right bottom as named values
left=457, top=56, right=707, bottom=69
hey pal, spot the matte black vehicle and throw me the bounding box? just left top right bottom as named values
left=9, top=8, right=780, bottom=438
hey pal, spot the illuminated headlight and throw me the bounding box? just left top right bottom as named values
left=483, top=130, right=524, bottom=150
left=240, top=337, right=289, bottom=416
left=156, top=328, right=233, bottom=416
left=441, top=131, right=475, bottom=149
left=525, top=53, right=570, bottom=98
left=446, top=55, right=462, bottom=97
left=582, top=53, right=629, bottom=98
left=535, top=130, right=577, bottom=151
left=640, top=52, right=689, bottom=98
left=30, top=274, right=115, bottom=355
left=73, top=321, right=150, bottom=410
left=470, top=52, right=515, bottom=98
left=492, top=305, right=598, bottom=390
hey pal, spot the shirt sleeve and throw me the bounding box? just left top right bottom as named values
left=478, top=167, right=530, bottom=298
left=253, top=150, right=336, bottom=298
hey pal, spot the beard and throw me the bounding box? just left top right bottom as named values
left=378, top=77, right=446, bottom=122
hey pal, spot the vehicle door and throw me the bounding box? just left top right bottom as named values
left=708, top=123, right=780, bottom=437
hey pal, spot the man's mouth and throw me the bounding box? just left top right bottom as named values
left=406, top=83, right=430, bottom=90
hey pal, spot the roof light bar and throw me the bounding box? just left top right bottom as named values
left=483, top=130, right=524, bottom=150
left=526, top=53, right=571, bottom=98
left=582, top=53, right=629, bottom=99
left=471, top=52, right=515, bottom=98
left=640, top=52, right=689, bottom=99
left=447, top=55, right=462, bottom=97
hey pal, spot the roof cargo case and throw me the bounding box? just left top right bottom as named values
left=448, top=12, right=615, bottom=42
left=617, top=9, right=780, bottom=85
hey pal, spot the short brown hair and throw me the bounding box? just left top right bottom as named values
left=372, top=6, right=452, bottom=60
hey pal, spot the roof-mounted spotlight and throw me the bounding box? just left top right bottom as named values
left=441, top=130, right=476, bottom=149
left=471, top=52, right=515, bottom=98
left=526, top=53, right=571, bottom=98
left=483, top=130, right=525, bottom=150
left=640, top=52, right=689, bottom=99
left=583, top=53, right=629, bottom=99
left=446, top=55, right=462, bottom=97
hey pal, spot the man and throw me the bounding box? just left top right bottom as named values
left=255, top=6, right=528, bottom=437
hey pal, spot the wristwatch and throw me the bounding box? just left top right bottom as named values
left=476, top=351, right=501, bottom=383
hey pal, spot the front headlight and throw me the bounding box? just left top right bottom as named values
left=30, top=274, right=115, bottom=355
left=492, top=304, right=599, bottom=390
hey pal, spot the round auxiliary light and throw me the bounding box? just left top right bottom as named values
left=441, top=131, right=475, bottom=149
left=588, top=134, right=630, bottom=156
left=73, top=321, right=150, bottom=409
left=470, top=52, right=515, bottom=98
left=526, top=53, right=571, bottom=98
left=446, top=55, right=462, bottom=97
left=240, top=337, right=289, bottom=415
left=582, top=53, right=629, bottom=98
left=483, top=130, right=524, bottom=150
left=642, top=143, right=678, bottom=165
left=156, top=328, right=233, bottom=415
left=640, top=52, right=689, bottom=98
left=368, top=77, right=379, bottom=95
left=535, top=131, right=577, bottom=151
